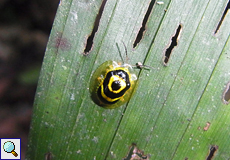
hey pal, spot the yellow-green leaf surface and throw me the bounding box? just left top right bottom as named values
left=26, top=0, right=230, bottom=159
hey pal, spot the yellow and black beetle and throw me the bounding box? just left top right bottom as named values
left=89, top=60, right=137, bottom=109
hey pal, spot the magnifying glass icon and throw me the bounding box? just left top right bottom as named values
left=3, top=141, right=18, bottom=157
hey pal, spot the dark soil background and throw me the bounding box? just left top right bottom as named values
left=0, top=0, right=59, bottom=159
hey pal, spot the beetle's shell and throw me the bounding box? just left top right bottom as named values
left=89, top=61, right=137, bottom=109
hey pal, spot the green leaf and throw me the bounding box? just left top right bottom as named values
left=26, top=0, right=230, bottom=159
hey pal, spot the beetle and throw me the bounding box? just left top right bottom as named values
left=89, top=60, right=137, bottom=109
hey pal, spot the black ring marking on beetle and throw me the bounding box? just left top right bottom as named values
left=97, top=70, right=131, bottom=103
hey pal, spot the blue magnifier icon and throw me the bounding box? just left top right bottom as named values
left=3, top=141, right=18, bottom=157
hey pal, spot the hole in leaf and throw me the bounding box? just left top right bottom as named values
left=133, top=0, right=155, bottom=48
left=223, top=81, right=230, bottom=104
left=45, top=152, right=53, bottom=160
left=163, top=24, right=182, bottom=65
left=123, top=143, right=150, bottom=160
left=214, top=1, right=230, bottom=34
left=206, top=145, right=218, bottom=160
left=83, top=0, right=107, bottom=54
